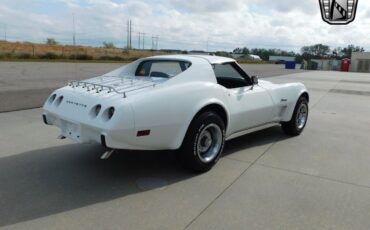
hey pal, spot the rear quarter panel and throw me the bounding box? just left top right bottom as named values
left=128, top=82, right=228, bottom=150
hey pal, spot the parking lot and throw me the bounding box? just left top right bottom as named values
left=1, top=68, right=370, bottom=229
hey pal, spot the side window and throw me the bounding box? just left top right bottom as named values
left=136, top=61, right=191, bottom=78
left=213, top=63, right=250, bottom=89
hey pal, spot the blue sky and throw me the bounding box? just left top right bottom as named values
left=0, top=0, right=369, bottom=52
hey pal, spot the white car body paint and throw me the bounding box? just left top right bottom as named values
left=43, top=55, right=308, bottom=150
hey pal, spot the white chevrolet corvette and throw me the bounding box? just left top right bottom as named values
left=43, top=55, right=309, bottom=172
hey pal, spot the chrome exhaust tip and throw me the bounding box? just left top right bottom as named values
left=100, top=149, right=115, bottom=160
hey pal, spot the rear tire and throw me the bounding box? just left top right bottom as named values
left=281, top=96, right=309, bottom=136
left=180, top=111, right=225, bottom=173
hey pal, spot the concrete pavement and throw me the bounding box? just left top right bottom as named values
left=0, top=71, right=370, bottom=229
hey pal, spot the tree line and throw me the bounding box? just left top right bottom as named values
left=233, top=44, right=365, bottom=62
left=44, top=38, right=365, bottom=62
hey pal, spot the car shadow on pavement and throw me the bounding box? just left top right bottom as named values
left=223, top=126, right=289, bottom=157
left=0, top=144, right=193, bottom=227
left=0, top=126, right=288, bottom=227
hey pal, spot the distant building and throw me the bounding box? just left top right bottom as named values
left=249, top=55, right=262, bottom=60
left=231, top=53, right=244, bottom=59
left=311, top=59, right=341, bottom=71
left=231, top=54, right=262, bottom=60
left=350, top=52, right=370, bottom=73
left=269, top=56, right=295, bottom=63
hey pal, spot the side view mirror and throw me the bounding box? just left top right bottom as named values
left=251, top=76, right=259, bottom=85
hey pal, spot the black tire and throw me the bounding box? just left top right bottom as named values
left=281, top=96, right=309, bottom=136
left=180, top=111, right=225, bottom=173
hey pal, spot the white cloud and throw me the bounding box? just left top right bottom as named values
left=0, top=0, right=369, bottom=52
left=168, top=0, right=246, bottom=13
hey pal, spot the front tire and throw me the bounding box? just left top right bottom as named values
left=180, top=111, right=225, bottom=173
left=281, top=96, right=309, bottom=136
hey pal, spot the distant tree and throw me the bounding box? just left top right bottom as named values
left=215, top=51, right=232, bottom=57
left=46, top=38, right=59, bottom=46
left=331, top=46, right=344, bottom=59
left=103, top=41, right=116, bottom=49
left=248, top=48, right=296, bottom=61
left=301, top=44, right=330, bottom=57
left=233, top=48, right=242, bottom=54
left=328, top=45, right=364, bottom=59
left=233, top=47, right=250, bottom=55
left=341, top=44, right=364, bottom=58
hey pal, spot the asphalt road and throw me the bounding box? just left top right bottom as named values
left=0, top=62, right=306, bottom=112
left=1, top=71, right=370, bottom=229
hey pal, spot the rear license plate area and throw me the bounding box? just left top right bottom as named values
left=62, top=120, right=81, bottom=141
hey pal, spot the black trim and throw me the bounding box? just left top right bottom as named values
left=137, top=130, right=151, bottom=137
left=230, top=62, right=253, bottom=85
left=213, top=62, right=253, bottom=88
left=42, top=114, right=49, bottom=125
left=101, top=135, right=107, bottom=148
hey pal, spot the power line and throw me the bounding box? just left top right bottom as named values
left=2, top=20, right=370, bottom=52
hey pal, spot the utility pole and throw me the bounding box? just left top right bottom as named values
left=151, top=36, right=154, bottom=50
left=72, top=14, right=76, bottom=46
left=72, top=13, right=77, bottom=79
left=4, top=24, right=6, bottom=41
left=127, top=20, right=129, bottom=49
left=129, top=20, right=132, bottom=49
left=142, top=33, right=146, bottom=50
left=138, top=32, right=141, bottom=49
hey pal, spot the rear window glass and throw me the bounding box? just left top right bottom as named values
left=135, top=60, right=191, bottom=78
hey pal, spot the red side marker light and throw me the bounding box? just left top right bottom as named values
left=137, top=130, right=151, bottom=137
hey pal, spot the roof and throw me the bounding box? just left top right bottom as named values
left=143, top=55, right=236, bottom=65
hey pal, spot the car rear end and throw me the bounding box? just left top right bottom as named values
left=42, top=77, right=145, bottom=150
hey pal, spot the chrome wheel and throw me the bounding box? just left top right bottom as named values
left=197, top=124, right=222, bottom=163
left=296, top=103, right=308, bottom=129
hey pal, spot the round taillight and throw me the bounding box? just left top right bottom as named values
left=48, top=94, right=56, bottom=104
left=89, top=104, right=102, bottom=119
left=55, top=96, right=64, bottom=106
left=108, top=107, right=115, bottom=120
left=95, top=104, right=101, bottom=116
